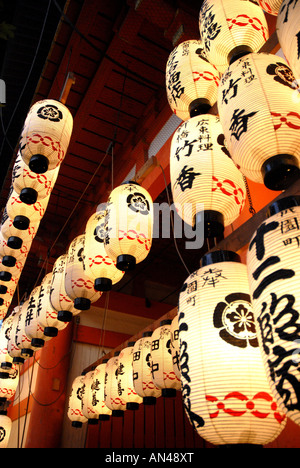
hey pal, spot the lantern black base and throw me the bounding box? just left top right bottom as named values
left=13, top=215, right=30, bottom=230
left=112, top=410, right=124, bottom=417
left=20, top=187, right=38, bottom=205
left=116, top=254, right=136, bottom=271
left=99, top=414, right=110, bottom=421
left=162, top=388, right=177, bottom=398
left=7, top=236, right=23, bottom=249
left=143, top=396, right=156, bottom=405
left=0, top=286, right=7, bottom=294
left=189, top=98, right=211, bottom=118
left=72, top=421, right=83, bottom=428
left=88, top=419, right=99, bottom=425
left=0, top=362, right=12, bottom=370
left=0, top=398, right=7, bottom=403
left=0, top=372, right=9, bottom=380
left=21, top=348, right=34, bottom=358
left=74, top=297, right=91, bottom=310
left=267, top=195, right=300, bottom=217
left=200, top=250, right=240, bottom=267
left=262, top=154, right=300, bottom=191
left=44, top=327, right=58, bottom=337
left=31, top=338, right=45, bottom=348
left=194, top=210, right=224, bottom=239
left=0, top=299, right=3, bottom=306
left=2, top=255, right=16, bottom=267
left=94, top=277, right=112, bottom=292
left=29, top=154, right=49, bottom=174
left=126, top=402, right=139, bottom=410
left=57, top=310, right=73, bottom=322
left=13, top=357, right=25, bottom=364
left=228, top=45, right=253, bottom=65
left=0, top=272, right=12, bottom=282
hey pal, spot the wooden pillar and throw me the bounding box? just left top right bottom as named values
left=24, top=321, right=73, bottom=448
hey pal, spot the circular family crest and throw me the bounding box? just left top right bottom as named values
left=37, top=104, right=63, bottom=122
left=127, top=192, right=150, bottom=215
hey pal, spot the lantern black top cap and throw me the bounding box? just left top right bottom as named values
left=267, top=195, right=300, bottom=217
left=121, top=180, right=140, bottom=186
left=200, top=250, right=240, bottom=267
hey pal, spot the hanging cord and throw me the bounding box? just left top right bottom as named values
left=243, top=175, right=256, bottom=215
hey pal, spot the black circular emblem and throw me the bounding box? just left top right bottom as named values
left=37, top=104, right=63, bottom=122
left=127, top=192, right=150, bottom=215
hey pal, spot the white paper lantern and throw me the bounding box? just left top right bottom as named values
left=104, top=353, right=127, bottom=416
left=0, top=249, right=26, bottom=283
left=178, top=250, right=287, bottom=446
left=259, top=0, right=283, bottom=15
left=277, top=0, right=300, bottom=81
left=19, top=99, right=73, bottom=174
left=218, top=52, right=300, bottom=190
left=50, top=254, right=81, bottom=322
left=0, top=412, right=12, bottom=448
left=199, top=0, right=269, bottom=73
left=37, top=273, right=68, bottom=337
left=0, top=365, right=19, bottom=402
left=104, top=182, right=153, bottom=271
left=0, top=209, right=39, bottom=250
left=13, top=300, right=41, bottom=360
left=65, top=235, right=102, bottom=311
left=0, top=312, right=16, bottom=371
left=24, top=285, right=52, bottom=349
left=170, top=315, right=181, bottom=380
left=132, top=332, right=162, bottom=404
left=84, top=210, right=124, bottom=292
left=247, top=195, right=300, bottom=427
left=92, top=360, right=112, bottom=420
left=117, top=343, right=143, bottom=410
left=166, top=39, right=220, bottom=120
left=67, top=375, right=88, bottom=428
left=81, top=369, right=99, bottom=424
left=12, top=151, right=59, bottom=204
left=7, top=306, right=25, bottom=365
left=170, top=114, right=246, bottom=238
left=6, top=189, right=49, bottom=230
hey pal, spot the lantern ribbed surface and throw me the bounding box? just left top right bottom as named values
left=166, top=40, right=220, bottom=121
left=170, top=315, right=181, bottom=380
left=19, top=99, right=73, bottom=174
left=0, top=209, right=39, bottom=247
left=50, top=255, right=80, bottom=321
left=199, top=0, right=269, bottom=73
left=132, top=333, right=162, bottom=403
left=37, top=273, right=68, bottom=335
left=0, top=314, right=15, bottom=370
left=0, top=413, right=12, bottom=448
left=6, top=189, right=49, bottom=227
left=170, top=114, right=246, bottom=232
left=277, top=0, right=300, bottom=81
left=178, top=253, right=286, bottom=446
left=0, top=365, right=19, bottom=402
left=7, top=306, right=25, bottom=365
left=90, top=362, right=112, bottom=419
left=84, top=211, right=124, bottom=291
left=65, top=234, right=102, bottom=310
left=150, top=322, right=181, bottom=396
left=14, top=300, right=39, bottom=359
left=24, top=285, right=51, bottom=348
left=104, top=182, right=153, bottom=271
left=247, top=196, right=300, bottom=427
left=118, top=345, right=143, bottom=409
left=104, top=355, right=127, bottom=414
left=81, top=370, right=99, bottom=422
left=218, top=52, right=300, bottom=190
left=67, top=375, right=88, bottom=427
left=259, top=0, right=283, bottom=15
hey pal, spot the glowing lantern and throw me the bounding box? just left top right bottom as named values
left=104, top=182, right=153, bottom=271
left=12, top=151, right=59, bottom=204
left=13, top=300, right=40, bottom=360
left=132, top=332, right=162, bottom=404
left=81, top=369, right=99, bottom=424
left=0, top=412, right=12, bottom=448
left=24, top=285, right=52, bottom=349
left=0, top=365, right=19, bottom=402
left=166, top=39, right=220, bottom=120
left=218, top=52, right=300, bottom=191
left=117, top=343, right=143, bottom=410
left=258, top=0, right=283, bottom=15
left=50, top=255, right=81, bottom=322
left=67, top=374, right=88, bottom=428
left=170, top=114, right=246, bottom=238
left=37, top=273, right=68, bottom=337
left=277, top=0, right=300, bottom=81
left=0, top=312, right=16, bottom=371
left=0, top=249, right=26, bottom=283
left=0, top=209, right=39, bottom=250
left=178, top=249, right=286, bottom=446
left=247, top=195, right=300, bottom=427
left=92, top=360, right=112, bottom=420
left=6, top=189, right=49, bottom=230
left=65, top=235, right=101, bottom=310
left=19, top=99, right=73, bottom=174
left=104, top=353, right=127, bottom=416
left=170, top=315, right=181, bottom=380
left=7, top=305, right=25, bottom=365
left=84, top=210, right=124, bottom=292
left=199, top=0, right=269, bottom=73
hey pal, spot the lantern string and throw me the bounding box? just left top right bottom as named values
left=243, top=176, right=256, bottom=215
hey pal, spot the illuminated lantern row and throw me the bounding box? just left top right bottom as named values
left=0, top=411, right=12, bottom=448
left=19, top=99, right=73, bottom=174
left=199, top=0, right=269, bottom=73
left=81, top=362, right=112, bottom=423
left=178, top=249, right=286, bottom=446
left=247, top=195, right=300, bottom=427
left=277, top=0, right=300, bottom=80
left=67, top=375, right=88, bottom=428
left=104, top=182, right=153, bottom=271
left=165, top=39, right=220, bottom=120
left=170, top=114, right=246, bottom=238
left=218, top=52, right=300, bottom=191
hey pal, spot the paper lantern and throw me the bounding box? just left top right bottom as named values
left=13, top=300, right=40, bottom=360
left=91, top=361, right=112, bottom=420
left=0, top=249, right=26, bottom=283
left=50, top=254, right=81, bottom=322
left=37, top=273, right=68, bottom=337
left=0, top=209, right=39, bottom=250
left=199, top=0, right=269, bottom=73
left=170, top=114, right=246, bottom=238
left=247, top=195, right=300, bottom=427
left=166, top=39, right=220, bottom=120
left=12, top=151, right=59, bottom=204
left=0, top=365, right=19, bottom=402
left=19, top=99, right=73, bottom=174
left=84, top=210, right=124, bottom=292
left=104, top=353, right=127, bottom=416
left=81, top=369, right=99, bottom=424
left=117, top=343, right=143, bottom=410
left=178, top=249, right=287, bottom=446
left=218, top=52, right=300, bottom=190
left=67, top=375, right=88, bottom=428
left=0, top=312, right=16, bottom=371
left=259, top=0, right=283, bottom=15
left=132, top=332, right=162, bottom=404
left=24, top=285, right=52, bottom=349
left=65, top=235, right=102, bottom=310
left=150, top=320, right=181, bottom=398
left=0, top=412, right=12, bottom=448
left=170, top=315, right=181, bottom=380
left=6, top=188, right=49, bottom=230
left=104, top=182, right=153, bottom=271
left=7, top=306, right=25, bottom=365
left=277, top=0, right=300, bottom=81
